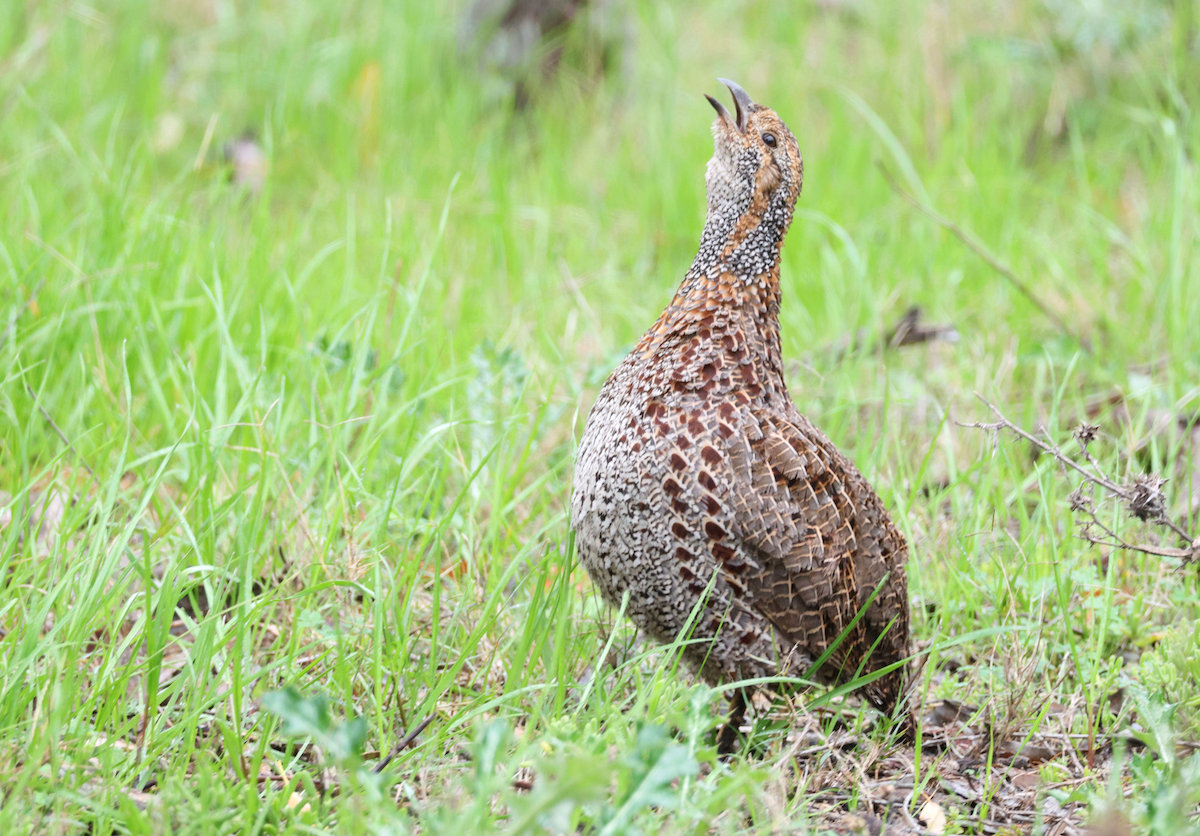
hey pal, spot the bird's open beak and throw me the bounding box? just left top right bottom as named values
left=707, top=78, right=754, bottom=135
left=705, top=93, right=736, bottom=133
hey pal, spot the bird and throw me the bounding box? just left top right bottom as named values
left=570, top=80, right=910, bottom=739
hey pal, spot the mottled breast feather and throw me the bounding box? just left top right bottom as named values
left=571, top=83, right=909, bottom=714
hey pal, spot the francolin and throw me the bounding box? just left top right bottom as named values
left=571, top=81, right=910, bottom=732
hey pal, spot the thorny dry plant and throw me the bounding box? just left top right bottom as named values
left=960, top=393, right=1200, bottom=565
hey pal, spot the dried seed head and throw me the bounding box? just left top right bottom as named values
left=1127, top=474, right=1168, bottom=522
left=1068, top=486, right=1090, bottom=514
left=1074, top=423, right=1100, bottom=448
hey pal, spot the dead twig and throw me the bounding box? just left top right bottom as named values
left=373, top=714, right=436, bottom=773
left=25, top=383, right=101, bottom=489
left=822, top=304, right=959, bottom=359
left=878, top=163, right=1092, bottom=353
left=887, top=305, right=959, bottom=349
left=960, top=393, right=1199, bottom=563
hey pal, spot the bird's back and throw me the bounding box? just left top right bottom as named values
left=572, top=302, right=909, bottom=711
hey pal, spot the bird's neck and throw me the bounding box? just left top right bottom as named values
left=638, top=192, right=793, bottom=357
left=691, top=186, right=790, bottom=285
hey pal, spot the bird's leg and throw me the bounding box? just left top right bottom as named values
left=716, top=688, right=748, bottom=757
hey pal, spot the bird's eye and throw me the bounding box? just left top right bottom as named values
left=762, top=132, right=777, bottom=148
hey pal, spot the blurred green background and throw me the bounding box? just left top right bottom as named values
left=2, top=1, right=1200, bottom=833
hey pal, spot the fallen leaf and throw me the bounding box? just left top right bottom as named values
left=918, top=798, right=947, bottom=834
left=1011, top=770, right=1040, bottom=790
left=1000, top=739, right=1057, bottom=764
left=923, top=698, right=978, bottom=727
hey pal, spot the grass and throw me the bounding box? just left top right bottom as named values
left=2, top=0, right=1200, bottom=832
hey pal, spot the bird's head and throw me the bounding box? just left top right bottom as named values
left=703, top=79, right=803, bottom=220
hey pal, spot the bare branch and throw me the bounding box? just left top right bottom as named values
left=1075, top=535, right=1198, bottom=561
left=958, top=399, right=1121, bottom=493
left=959, top=392, right=1199, bottom=564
